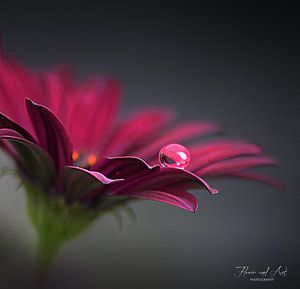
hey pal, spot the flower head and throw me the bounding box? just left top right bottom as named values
left=0, top=47, right=281, bottom=215
left=0, top=46, right=282, bottom=275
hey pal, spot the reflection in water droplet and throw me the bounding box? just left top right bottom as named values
left=159, top=143, right=190, bottom=169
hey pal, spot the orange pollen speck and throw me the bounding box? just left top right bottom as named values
left=72, top=151, right=79, bottom=161
left=87, top=154, right=97, bottom=166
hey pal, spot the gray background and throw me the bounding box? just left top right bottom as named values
left=0, top=1, right=299, bottom=289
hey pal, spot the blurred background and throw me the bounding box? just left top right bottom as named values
left=0, top=1, right=299, bottom=289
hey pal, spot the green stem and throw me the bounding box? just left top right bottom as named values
left=24, top=183, right=96, bottom=281
left=36, top=234, right=62, bottom=278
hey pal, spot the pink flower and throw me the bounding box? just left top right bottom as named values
left=0, top=47, right=281, bottom=213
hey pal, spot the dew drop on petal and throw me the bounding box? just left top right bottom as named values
left=159, top=143, right=191, bottom=169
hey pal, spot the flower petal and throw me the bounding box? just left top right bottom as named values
left=229, top=172, right=284, bottom=190
left=102, top=156, right=218, bottom=195
left=0, top=128, right=26, bottom=164
left=0, top=52, right=40, bottom=127
left=96, top=155, right=154, bottom=178
left=124, top=190, right=198, bottom=212
left=97, top=157, right=200, bottom=211
left=63, top=166, right=122, bottom=204
left=38, top=67, right=74, bottom=124
left=26, top=98, right=73, bottom=169
left=0, top=133, right=56, bottom=191
left=101, top=109, right=173, bottom=156
left=135, top=167, right=219, bottom=195
left=195, top=156, right=278, bottom=177
left=0, top=112, right=36, bottom=142
left=188, top=140, right=262, bottom=171
left=133, top=121, right=220, bottom=161
left=68, top=79, right=120, bottom=151
left=0, top=128, right=24, bottom=139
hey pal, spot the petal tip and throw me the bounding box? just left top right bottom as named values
left=209, top=187, right=219, bottom=195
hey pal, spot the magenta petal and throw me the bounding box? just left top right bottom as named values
left=196, top=156, right=278, bottom=177
left=63, top=166, right=122, bottom=203
left=98, top=157, right=200, bottom=211
left=65, top=166, right=122, bottom=185
left=0, top=128, right=26, bottom=164
left=25, top=98, right=73, bottom=169
left=0, top=128, right=24, bottom=139
left=39, top=68, right=73, bottom=123
left=150, top=167, right=219, bottom=195
left=125, top=190, right=198, bottom=212
left=133, top=121, right=220, bottom=160
left=158, top=168, right=219, bottom=195
left=0, top=54, right=40, bottom=126
left=102, top=109, right=173, bottom=156
left=68, top=79, right=120, bottom=151
left=85, top=80, right=120, bottom=150
left=188, top=140, right=262, bottom=171
left=97, top=155, right=155, bottom=178
left=102, top=156, right=218, bottom=195
left=229, top=172, right=284, bottom=190
left=0, top=133, right=56, bottom=191
left=0, top=112, right=36, bottom=143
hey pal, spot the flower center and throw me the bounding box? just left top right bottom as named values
left=72, top=150, right=80, bottom=161
left=72, top=151, right=97, bottom=166
left=159, top=143, right=190, bottom=169
left=87, top=154, right=97, bottom=166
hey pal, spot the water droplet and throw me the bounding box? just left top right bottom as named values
left=159, top=143, right=190, bottom=169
